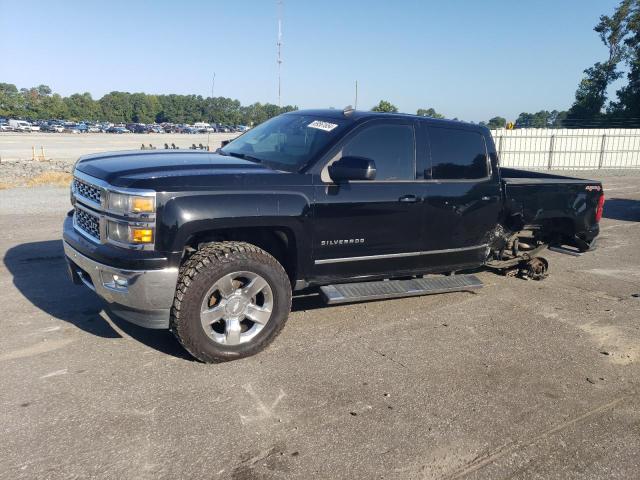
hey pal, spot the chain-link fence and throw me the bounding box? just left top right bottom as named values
left=490, top=128, right=640, bottom=170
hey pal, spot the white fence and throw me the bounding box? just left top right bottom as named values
left=490, top=128, right=640, bottom=170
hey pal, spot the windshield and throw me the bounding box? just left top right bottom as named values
left=220, top=114, right=348, bottom=172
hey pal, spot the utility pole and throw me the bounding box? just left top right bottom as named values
left=277, top=0, right=283, bottom=108
left=355, top=80, right=358, bottom=110
left=207, top=73, right=215, bottom=149
left=211, top=73, right=216, bottom=99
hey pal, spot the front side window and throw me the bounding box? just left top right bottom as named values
left=428, top=127, right=488, bottom=180
left=221, top=114, right=348, bottom=172
left=340, top=123, right=415, bottom=181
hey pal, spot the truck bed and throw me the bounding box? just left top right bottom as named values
left=500, top=167, right=598, bottom=185
left=499, top=167, right=603, bottom=249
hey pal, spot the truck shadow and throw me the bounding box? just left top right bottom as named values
left=3, top=240, right=193, bottom=361
left=603, top=198, right=640, bottom=222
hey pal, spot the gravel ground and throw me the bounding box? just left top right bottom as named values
left=0, top=173, right=639, bottom=479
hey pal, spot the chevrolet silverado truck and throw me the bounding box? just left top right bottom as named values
left=63, top=109, right=605, bottom=362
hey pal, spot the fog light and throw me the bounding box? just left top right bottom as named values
left=132, top=228, right=153, bottom=243
left=101, top=272, right=129, bottom=291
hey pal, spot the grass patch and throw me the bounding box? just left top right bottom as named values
left=25, top=172, right=73, bottom=188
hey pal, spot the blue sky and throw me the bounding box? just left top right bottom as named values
left=0, top=0, right=621, bottom=122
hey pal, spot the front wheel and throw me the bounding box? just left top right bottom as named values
left=171, top=242, right=292, bottom=363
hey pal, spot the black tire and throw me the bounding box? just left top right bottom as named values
left=170, top=241, right=292, bottom=363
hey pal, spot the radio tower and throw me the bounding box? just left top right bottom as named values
left=277, top=0, right=283, bottom=107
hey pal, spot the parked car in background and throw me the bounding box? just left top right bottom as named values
left=194, top=122, right=214, bottom=133
left=9, top=120, right=39, bottom=132
left=41, top=123, right=64, bottom=132
left=106, top=126, right=130, bottom=134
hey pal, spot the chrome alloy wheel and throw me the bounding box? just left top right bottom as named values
left=200, top=271, right=274, bottom=345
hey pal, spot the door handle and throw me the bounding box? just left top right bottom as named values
left=399, top=195, right=419, bottom=203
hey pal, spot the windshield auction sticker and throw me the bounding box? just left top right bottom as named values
left=307, top=120, right=338, bottom=132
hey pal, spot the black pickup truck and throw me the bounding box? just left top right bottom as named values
left=63, top=109, right=605, bottom=362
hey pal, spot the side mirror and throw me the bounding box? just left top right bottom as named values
left=328, top=156, right=376, bottom=182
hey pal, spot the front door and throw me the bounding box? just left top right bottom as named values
left=310, top=119, right=426, bottom=283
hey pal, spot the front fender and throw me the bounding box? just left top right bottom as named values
left=157, top=189, right=312, bottom=265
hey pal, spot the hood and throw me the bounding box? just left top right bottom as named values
left=75, top=150, right=286, bottom=189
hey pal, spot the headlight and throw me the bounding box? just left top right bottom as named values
left=107, top=220, right=154, bottom=245
left=107, top=192, right=155, bottom=216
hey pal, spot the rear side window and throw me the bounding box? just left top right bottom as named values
left=342, top=124, right=415, bottom=180
left=428, top=127, right=488, bottom=180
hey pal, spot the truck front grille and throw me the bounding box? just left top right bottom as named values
left=75, top=207, right=101, bottom=241
left=73, top=178, right=102, bottom=205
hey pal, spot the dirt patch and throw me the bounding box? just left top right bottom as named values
left=26, top=171, right=73, bottom=188
left=0, top=159, right=72, bottom=188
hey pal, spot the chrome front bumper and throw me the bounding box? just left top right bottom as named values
left=63, top=241, right=178, bottom=329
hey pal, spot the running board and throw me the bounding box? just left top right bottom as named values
left=548, top=246, right=583, bottom=257
left=320, top=274, right=483, bottom=305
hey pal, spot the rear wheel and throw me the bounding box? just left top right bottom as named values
left=171, top=242, right=292, bottom=363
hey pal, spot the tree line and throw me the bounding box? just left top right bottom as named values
left=371, top=100, right=568, bottom=129
left=0, top=83, right=297, bottom=125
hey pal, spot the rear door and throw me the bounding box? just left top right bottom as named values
left=420, top=124, right=502, bottom=270
left=310, top=118, right=426, bottom=282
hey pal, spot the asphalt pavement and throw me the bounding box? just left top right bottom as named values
left=0, top=173, right=639, bottom=479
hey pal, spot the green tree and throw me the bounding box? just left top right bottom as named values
left=610, top=1, right=640, bottom=122
left=239, top=102, right=297, bottom=126
left=130, top=93, right=160, bottom=123
left=99, top=91, right=134, bottom=123
left=64, top=92, right=99, bottom=121
left=19, top=84, right=55, bottom=119
left=515, top=110, right=569, bottom=128
left=566, top=0, right=632, bottom=126
left=0, top=83, right=297, bottom=125
left=487, top=116, right=507, bottom=129
left=205, top=96, right=242, bottom=124
left=549, top=110, right=568, bottom=127
left=416, top=107, right=444, bottom=118
left=371, top=100, right=398, bottom=113
left=0, top=83, right=23, bottom=117
left=41, top=93, right=69, bottom=119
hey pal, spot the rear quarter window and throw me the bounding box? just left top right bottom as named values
left=428, top=127, right=488, bottom=180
